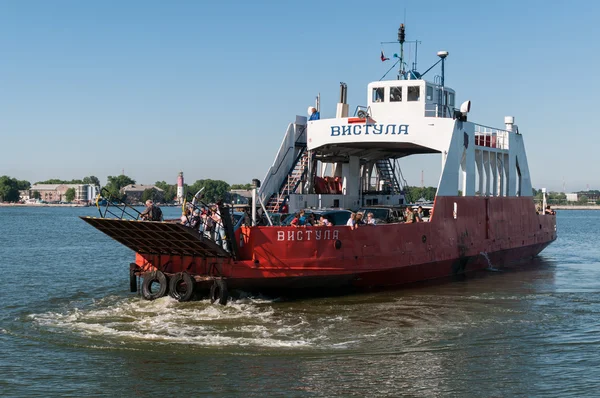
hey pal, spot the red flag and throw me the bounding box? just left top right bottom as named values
left=380, top=50, right=389, bottom=62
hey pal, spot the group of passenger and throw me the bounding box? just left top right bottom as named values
left=290, top=210, right=333, bottom=227
left=405, top=206, right=425, bottom=223
left=180, top=204, right=227, bottom=250
left=346, top=212, right=377, bottom=229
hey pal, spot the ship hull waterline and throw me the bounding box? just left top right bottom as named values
left=129, top=197, right=556, bottom=298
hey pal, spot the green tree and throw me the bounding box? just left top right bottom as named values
left=0, top=176, right=21, bottom=202
left=64, top=188, right=76, bottom=202
left=32, top=191, right=41, bottom=200
left=104, top=175, right=135, bottom=198
left=141, top=188, right=157, bottom=202
left=35, top=178, right=84, bottom=184
left=596, top=199, right=600, bottom=205
left=188, top=179, right=230, bottom=203
left=82, top=176, right=101, bottom=187
left=231, top=183, right=253, bottom=190
left=578, top=195, right=589, bottom=205
left=155, top=181, right=177, bottom=202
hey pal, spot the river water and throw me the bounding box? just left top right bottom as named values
left=0, top=207, right=598, bottom=397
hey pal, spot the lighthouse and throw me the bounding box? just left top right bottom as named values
left=177, top=171, right=184, bottom=204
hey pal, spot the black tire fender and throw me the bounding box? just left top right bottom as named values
left=169, top=272, right=195, bottom=302
left=209, top=279, right=229, bottom=306
left=141, top=271, right=168, bottom=300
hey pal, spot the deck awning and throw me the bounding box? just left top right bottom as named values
left=81, top=217, right=231, bottom=257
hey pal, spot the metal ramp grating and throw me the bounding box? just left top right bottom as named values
left=80, top=217, right=231, bottom=258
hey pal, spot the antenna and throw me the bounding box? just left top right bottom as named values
left=398, top=23, right=405, bottom=79
left=380, top=24, right=421, bottom=80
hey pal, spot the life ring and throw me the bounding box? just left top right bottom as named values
left=169, top=272, right=195, bottom=302
left=209, top=279, right=229, bottom=305
left=141, top=271, right=168, bottom=300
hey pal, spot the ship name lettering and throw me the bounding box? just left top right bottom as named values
left=333, top=230, right=339, bottom=240
left=330, top=124, right=408, bottom=137
left=306, top=230, right=313, bottom=240
left=288, top=231, right=295, bottom=241
left=297, top=230, right=303, bottom=240
left=277, top=231, right=285, bottom=241
left=324, top=230, right=331, bottom=240
left=315, top=230, right=322, bottom=240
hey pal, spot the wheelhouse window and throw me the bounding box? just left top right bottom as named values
left=390, top=87, right=402, bottom=102
left=426, top=86, right=433, bottom=101
left=407, top=86, right=420, bottom=101
left=372, top=87, right=384, bottom=103
left=449, top=92, right=455, bottom=108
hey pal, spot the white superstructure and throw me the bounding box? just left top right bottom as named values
left=259, top=30, right=531, bottom=214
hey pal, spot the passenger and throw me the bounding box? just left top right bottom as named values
left=417, top=206, right=424, bottom=221
left=189, top=209, right=201, bottom=229
left=140, top=200, right=163, bottom=221
left=346, top=212, right=357, bottom=230
left=319, top=215, right=332, bottom=226
left=355, top=212, right=365, bottom=226
left=280, top=201, right=289, bottom=214
left=405, top=207, right=416, bottom=223
left=306, top=213, right=316, bottom=226
left=211, top=205, right=226, bottom=249
left=298, top=210, right=307, bottom=226
left=308, top=106, right=320, bottom=121
left=290, top=212, right=301, bottom=227
left=545, top=205, right=556, bottom=215
left=366, top=212, right=377, bottom=225
left=201, top=210, right=214, bottom=238
left=413, top=208, right=423, bottom=222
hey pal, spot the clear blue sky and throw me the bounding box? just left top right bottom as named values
left=1, top=0, right=598, bottom=192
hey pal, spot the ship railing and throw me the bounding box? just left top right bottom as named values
left=474, top=124, right=510, bottom=150
left=95, top=188, right=143, bottom=220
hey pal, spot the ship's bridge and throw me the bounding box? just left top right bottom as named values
left=368, top=79, right=456, bottom=120
left=307, top=78, right=458, bottom=158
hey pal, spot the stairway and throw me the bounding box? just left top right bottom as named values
left=265, top=148, right=309, bottom=213
left=376, top=159, right=402, bottom=193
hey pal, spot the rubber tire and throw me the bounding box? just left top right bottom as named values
left=169, top=272, right=195, bottom=302
left=130, top=270, right=137, bottom=293
left=209, top=279, right=229, bottom=306
left=141, top=271, right=168, bottom=300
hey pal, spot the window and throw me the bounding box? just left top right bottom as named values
left=426, top=86, right=433, bottom=101
left=449, top=92, right=455, bottom=108
left=390, top=87, right=402, bottom=102
left=407, top=86, right=420, bottom=101
left=372, top=87, right=384, bottom=103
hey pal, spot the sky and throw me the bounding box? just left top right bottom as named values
left=1, top=0, right=599, bottom=192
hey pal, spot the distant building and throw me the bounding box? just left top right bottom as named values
left=566, top=193, right=578, bottom=202
left=230, top=189, right=252, bottom=205
left=29, top=184, right=98, bottom=203
left=121, top=184, right=165, bottom=204
left=575, top=190, right=600, bottom=202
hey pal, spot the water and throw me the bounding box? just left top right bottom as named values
left=1, top=207, right=599, bottom=397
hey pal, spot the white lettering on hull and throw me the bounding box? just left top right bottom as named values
left=276, top=228, right=341, bottom=242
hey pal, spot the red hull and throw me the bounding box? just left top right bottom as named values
left=135, top=197, right=556, bottom=294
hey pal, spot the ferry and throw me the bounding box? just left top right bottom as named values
left=81, top=24, right=556, bottom=304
